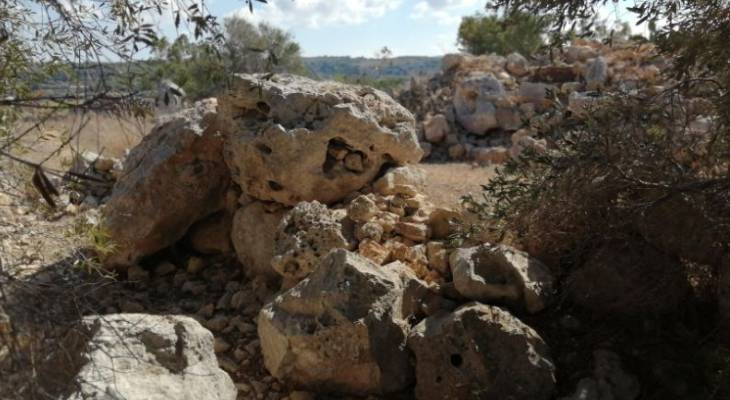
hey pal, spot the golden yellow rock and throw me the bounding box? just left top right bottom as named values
left=358, top=239, right=391, bottom=265
left=426, top=241, right=450, bottom=274
left=395, top=221, right=430, bottom=242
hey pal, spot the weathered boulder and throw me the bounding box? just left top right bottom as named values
left=519, top=82, right=556, bottom=103
left=449, top=244, right=555, bottom=313
left=42, top=314, right=236, bottom=400
left=442, top=53, right=466, bottom=72
left=102, top=99, right=229, bottom=269
left=187, top=211, right=233, bottom=255
left=532, top=66, right=579, bottom=83
left=586, top=56, right=608, bottom=90
left=258, top=249, right=420, bottom=395
left=423, top=113, right=450, bottom=143
left=231, top=201, right=286, bottom=280
left=372, top=165, right=426, bottom=195
left=271, top=201, right=350, bottom=284
left=222, top=74, right=422, bottom=206
left=453, top=73, right=505, bottom=134
left=408, top=303, right=555, bottom=400
left=560, top=350, right=639, bottom=400
left=506, top=52, right=529, bottom=76
left=566, top=241, right=689, bottom=316
left=564, top=45, right=598, bottom=63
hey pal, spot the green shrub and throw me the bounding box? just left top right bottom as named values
left=456, top=11, right=549, bottom=55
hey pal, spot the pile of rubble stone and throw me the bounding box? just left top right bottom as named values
left=398, top=39, right=667, bottom=163
left=38, top=73, right=644, bottom=400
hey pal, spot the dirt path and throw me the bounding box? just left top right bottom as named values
left=419, top=162, right=496, bottom=208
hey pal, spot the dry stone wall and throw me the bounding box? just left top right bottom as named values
left=399, top=40, right=669, bottom=164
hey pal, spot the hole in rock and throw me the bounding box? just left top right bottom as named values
left=322, top=137, right=352, bottom=175
left=373, top=157, right=396, bottom=181
left=256, top=143, right=272, bottom=154
left=268, top=181, right=283, bottom=191
left=256, top=101, right=271, bottom=114
left=450, top=354, right=463, bottom=367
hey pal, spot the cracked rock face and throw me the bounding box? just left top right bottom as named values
left=258, top=249, right=420, bottom=396
left=222, top=74, right=423, bottom=206
left=42, top=314, right=236, bottom=400
left=408, top=303, right=555, bottom=400
left=271, top=201, right=350, bottom=283
left=102, top=99, right=229, bottom=269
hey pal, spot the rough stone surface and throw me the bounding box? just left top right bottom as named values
left=566, top=241, right=689, bottom=316
left=271, top=201, right=349, bottom=283
left=231, top=201, right=286, bottom=280
left=102, top=99, right=229, bottom=269
left=505, top=52, right=529, bottom=76
left=222, top=74, right=422, bottom=206
left=449, top=244, right=555, bottom=313
left=472, top=146, right=510, bottom=165
left=372, top=165, right=426, bottom=195
left=258, top=249, right=420, bottom=396
left=585, top=56, right=608, bottom=90
left=187, top=211, right=233, bottom=255
left=347, top=195, right=379, bottom=223
left=453, top=73, right=505, bottom=134
left=423, top=114, right=450, bottom=143
left=560, top=350, right=639, bottom=400
left=519, top=82, right=555, bottom=102
left=408, top=303, right=555, bottom=400
left=43, top=314, right=236, bottom=400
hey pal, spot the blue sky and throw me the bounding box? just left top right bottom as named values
left=181, top=0, right=643, bottom=57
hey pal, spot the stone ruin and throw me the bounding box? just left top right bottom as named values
left=398, top=39, right=669, bottom=164
left=54, top=73, right=569, bottom=399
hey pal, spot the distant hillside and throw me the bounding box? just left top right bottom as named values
left=303, top=56, right=442, bottom=80
left=28, top=56, right=444, bottom=99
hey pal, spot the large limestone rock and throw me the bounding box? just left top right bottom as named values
left=453, top=73, right=505, bottom=134
left=231, top=201, right=286, bottom=280
left=222, top=74, right=423, bottom=206
left=408, top=303, right=555, bottom=400
left=566, top=241, right=689, bottom=316
left=449, top=244, right=555, bottom=313
left=42, top=314, right=236, bottom=400
left=271, top=201, right=350, bottom=283
left=258, top=249, right=420, bottom=396
left=102, top=99, right=229, bottom=269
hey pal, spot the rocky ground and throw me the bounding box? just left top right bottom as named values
left=2, top=47, right=728, bottom=400
left=0, top=156, right=493, bottom=400
left=398, top=39, right=685, bottom=165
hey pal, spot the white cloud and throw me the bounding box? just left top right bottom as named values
left=410, top=0, right=480, bottom=26
left=233, top=0, right=403, bottom=29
